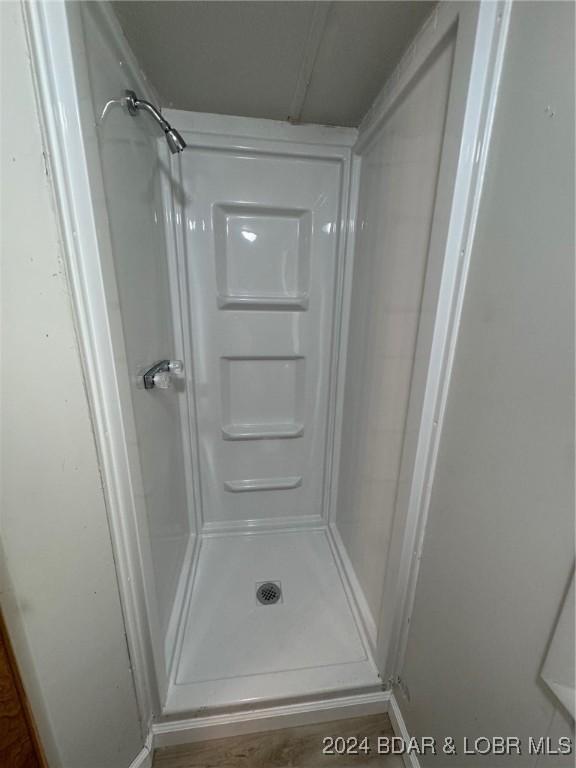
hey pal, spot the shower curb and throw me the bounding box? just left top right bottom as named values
left=151, top=689, right=391, bottom=748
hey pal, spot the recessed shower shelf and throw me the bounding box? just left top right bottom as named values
left=217, top=294, right=309, bottom=311
left=222, top=423, right=304, bottom=440
left=224, top=476, right=303, bottom=493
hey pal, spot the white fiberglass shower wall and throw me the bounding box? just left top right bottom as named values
left=65, top=3, right=193, bottom=705
left=337, top=23, right=457, bottom=645
left=175, top=125, right=348, bottom=528
left=49, top=0, right=506, bottom=735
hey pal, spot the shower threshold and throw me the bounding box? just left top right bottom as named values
left=164, top=528, right=380, bottom=714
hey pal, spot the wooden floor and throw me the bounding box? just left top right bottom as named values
left=153, top=714, right=403, bottom=768
left=0, top=610, right=46, bottom=767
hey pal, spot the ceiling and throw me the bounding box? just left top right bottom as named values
left=112, top=1, right=435, bottom=128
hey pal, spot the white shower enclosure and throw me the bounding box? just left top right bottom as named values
left=29, top=0, right=508, bottom=742
left=164, top=118, right=373, bottom=713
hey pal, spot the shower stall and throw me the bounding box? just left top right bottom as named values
left=28, top=0, right=508, bottom=745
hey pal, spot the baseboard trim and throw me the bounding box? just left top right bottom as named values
left=147, top=689, right=417, bottom=762
left=127, top=733, right=153, bottom=768
left=152, top=689, right=390, bottom=747
left=388, top=694, right=421, bottom=768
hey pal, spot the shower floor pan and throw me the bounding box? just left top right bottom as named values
left=164, top=529, right=380, bottom=714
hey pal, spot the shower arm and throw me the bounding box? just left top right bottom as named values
left=124, top=90, right=186, bottom=154
left=125, top=90, right=171, bottom=133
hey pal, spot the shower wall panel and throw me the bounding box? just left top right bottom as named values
left=78, top=6, right=191, bottom=644
left=174, top=134, right=348, bottom=529
left=336, top=36, right=456, bottom=623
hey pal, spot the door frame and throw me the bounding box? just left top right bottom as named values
left=352, top=1, right=512, bottom=680
left=24, top=0, right=162, bottom=731
left=24, top=0, right=511, bottom=740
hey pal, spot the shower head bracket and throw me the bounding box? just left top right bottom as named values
left=125, top=89, right=140, bottom=116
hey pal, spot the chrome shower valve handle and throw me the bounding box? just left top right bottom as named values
left=142, top=359, right=184, bottom=390
left=153, top=371, right=172, bottom=389
left=168, top=360, right=184, bottom=375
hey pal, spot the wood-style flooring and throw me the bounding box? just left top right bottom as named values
left=153, top=714, right=404, bottom=768
left=0, top=610, right=46, bottom=767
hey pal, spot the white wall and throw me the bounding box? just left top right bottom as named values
left=336, top=33, right=455, bottom=623
left=0, top=3, right=143, bottom=766
left=399, top=2, right=575, bottom=761
left=74, top=2, right=191, bottom=649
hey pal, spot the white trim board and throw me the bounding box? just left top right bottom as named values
left=151, top=689, right=415, bottom=760
left=388, top=695, right=422, bottom=768
left=152, top=690, right=390, bottom=748
left=380, top=0, right=512, bottom=682
left=23, top=0, right=160, bottom=727
left=150, top=688, right=415, bottom=761
left=354, top=0, right=513, bottom=682
left=127, top=734, right=154, bottom=768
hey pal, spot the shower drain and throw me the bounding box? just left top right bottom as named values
left=256, top=581, right=282, bottom=605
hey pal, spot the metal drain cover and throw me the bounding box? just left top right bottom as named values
left=256, top=581, right=282, bottom=605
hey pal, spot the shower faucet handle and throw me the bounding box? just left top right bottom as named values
left=153, top=371, right=172, bottom=389
left=168, top=359, right=183, bottom=375
left=142, top=359, right=184, bottom=390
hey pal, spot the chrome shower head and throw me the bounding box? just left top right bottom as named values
left=165, top=127, right=186, bottom=154
left=125, top=90, right=186, bottom=154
